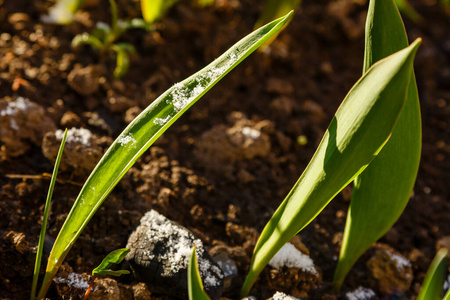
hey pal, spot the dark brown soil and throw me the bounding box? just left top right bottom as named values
left=0, top=0, right=449, bottom=299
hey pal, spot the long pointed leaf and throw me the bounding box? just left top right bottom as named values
left=417, top=249, right=449, bottom=300
left=31, top=129, right=67, bottom=300
left=36, top=11, right=294, bottom=299
left=334, top=0, right=422, bottom=288
left=241, top=39, right=421, bottom=297
left=188, top=247, right=211, bottom=300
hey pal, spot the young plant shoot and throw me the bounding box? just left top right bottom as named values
left=31, top=129, right=68, bottom=300
left=45, top=0, right=86, bottom=24
left=241, top=38, right=421, bottom=297
left=72, top=0, right=151, bottom=78
left=83, top=248, right=130, bottom=300
left=334, top=0, right=421, bottom=289
left=141, top=0, right=179, bottom=24
left=188, top=247, right=211, bottom=300
left=36, top=11, right=293, bottom=299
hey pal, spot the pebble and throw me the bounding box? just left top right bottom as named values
left=366, top=245, right=413, bottom=294
left=67, top=65, right=103, bottom=96
left=125, top=210, right=224, bottom=299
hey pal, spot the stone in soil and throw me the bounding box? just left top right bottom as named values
left=366, top=244, right=413, bottom=294
left=42, top=127, right=112, bottom=174
left=67, top=64, right=103, bottom=96
left=0, top=97, right=56, bottom=156
left=125, top=209, right=224, bottom=299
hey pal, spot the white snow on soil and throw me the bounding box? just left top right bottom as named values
left=272, top=291, right=299, bottom=300
left=53, top=273, right=90, bottom=290
left=55, top=127, right=92, bottom=146
left=346, top=286, right=376, bottom=300
left=269, top=242, right=317, bottom=275
left=0, top=97, right=32, bottom=130
left=386, top=250, right=411, bottom=269
left=242, top=126, right=261, bottom=139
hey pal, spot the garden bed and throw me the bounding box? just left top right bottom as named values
left=0, top=0, right=449, bottom=299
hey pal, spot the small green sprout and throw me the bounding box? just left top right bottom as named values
left=31, top=129, right=67, bottom=300
left=417, top=248, right=449, bottom=300
left=72, top=0, right=152, bottom=79
left=188, top=247, right=211, bottom=300
left=140, top=0, right=179, bottom=24
left=36, top=12, right=293, bottom=299
left=394, top=0, right=423, bottom=23
left=83, top=248, right=130, bottom=300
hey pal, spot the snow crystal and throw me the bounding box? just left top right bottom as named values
left=387, top=250, right=411, bottom=269
left=118, top=134, right=137, bottom=147
left=346, top=286, right=376, bottom=300
left=168, top=53, right=239, bottom=113
left=269, top=242, right=317, bottom=275
left=140, top=210, right=223, bottom=287
left=153, top=115, right=171, bottom=126
left=0, top=97, right=32, bottom=116
left=55, top=127, right=92, bottom=146
left=242, top=126, right=261, bottom=139
left=272, top=291, right=299, bottom=300
left=53, top=273, right=90, bottom=290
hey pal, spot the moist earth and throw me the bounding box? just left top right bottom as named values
left=0, top=0, right=449, bottom=299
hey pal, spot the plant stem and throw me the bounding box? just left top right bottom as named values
left=82, top=277, right=96, bottom=300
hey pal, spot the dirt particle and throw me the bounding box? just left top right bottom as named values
left=68, top=65, right=104, bottom=96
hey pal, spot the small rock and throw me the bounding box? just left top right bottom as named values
left=42, top=127, right=112, bottom=173
left=345, top=286, right=377, bottom=300
left=269, top=96, right=295, bottom=116
left=194, top=115, right=271, bottom=168
left=436, top=236, right=450, bottom=254
left=366, top=245, right=413, bottom=294
left=68, top=65, right=103, bottom=96
left=266, top=78, right=294, bottom=95
left=54, top=272, right=90, bottom=298
left=0, top=97, right=56, bottom=156
left=104, top=90, right=137, bottom=113
left=125, top=210, right=224, bottom=299
left=60, top=110, right=81, bottom=127
left=212, top=252, right=238, bottom=291
left=89, top=278, right=120, bottom=300
left=131, top=282, right=152, bottom=300
left=267, top=243, right=320, bottom=296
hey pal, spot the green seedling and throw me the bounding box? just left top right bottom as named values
left=45, top=0, right=86, bottom=24
left=417, top=248, right=449, bottom=300
left=83, top=248, right=130, bottom=300
left=241, top=37, right=421, bottom=297
left=72, top=0, right=151, bottom=79
left=334, top=0, right=421, bottom=289
left=36, top=12, right=293, bottom=299
left=394, top=0, right=423, bottom=23
left=194, top=0, right=215, bottom=7
left=141, top=0, right=179, bottom=24
left=188, top=247, right=211, bottom=300
left=31, top=129, right=67, bottom=300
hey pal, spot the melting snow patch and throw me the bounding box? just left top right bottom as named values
left=0, top=97, right=32, bottom=116
left=54, top=273, right=91, bottom=290
left=118, top=133, right=137, bottom=147
left=269, top=242, right=317, bottom=275
left=346, top=286, right=376, bottom=300
left=387, top=250, right=411, bottom=269
left=242, top=126, right=261, bottom=139
left=55, top=127, right=92, bottom=146
left=272, top=291, right=299, bottom=300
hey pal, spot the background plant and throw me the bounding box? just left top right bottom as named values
left=72, top=0, right=151, bottom=79
left=417, top=248, right=449, bottom=300
left=35, top=12, right=293, bottom=299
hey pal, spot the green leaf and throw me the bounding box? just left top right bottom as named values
left=241, top=38, right=421, bottom=297
left=140, top=0, right=179, bottom=24
left=31, top=129, right=67, bottom=300
left=334, top=0, right=422, bottom=289
left=188, top=247, right=211, bottom=300
left=72, top=33, right=104, bottom=51
left=394, top=0, right=423, bottom=23
left=123, top=18, right=154, bottom=31
left=112, top=43, right=136, bottom=79
left=194, top=0, right=215, bottom=7
left=444, top=286, right=450, bottom=300
left=92, top=248, right=130, bottom=278
left=37, top=11, right=294, bottom=300
left=417, top=248, right=449, bottom=300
